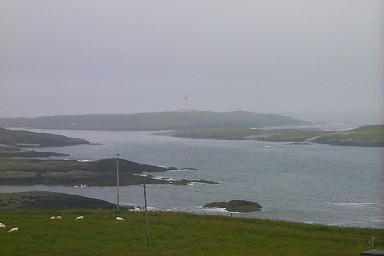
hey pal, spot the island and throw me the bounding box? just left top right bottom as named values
left=203, top=200, right=262, bottom=212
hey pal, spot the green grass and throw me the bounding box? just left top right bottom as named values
left=0, top=210, right=382, bottom=255
left=174, top=128, right=325, bottom=142
left=174, top=125, right=384, bottom=146
left=0, top=170, right=37, bottom=178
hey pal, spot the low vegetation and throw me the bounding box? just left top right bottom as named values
left=0, top=158, right=167, bottom=186
left=173, top=128, right=323, bottom=141
left=0, top=191, right=118, bottom=210
left=0, top=127, right=89, bottom=147
left=0, top=127, right=89, bottom=157
left=312, top=125, right=384, bottom=147
left=173, top=125, right=384, bottom=147
left=0, top=158, right=216, bottom=186
left=0, top=111, right=310, bottom=130
left=0, top=209, right=382, bottom=255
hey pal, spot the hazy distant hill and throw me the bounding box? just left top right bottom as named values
left=0, top=111, right=310, bottom=130
left=173, top=125, right=384, bottom=147
left=0, top=127, right=89, bottom=147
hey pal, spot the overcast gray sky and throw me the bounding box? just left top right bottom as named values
left=1, top=0, right=383, bottom=124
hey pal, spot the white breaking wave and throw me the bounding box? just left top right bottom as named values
left=203, top=207, right=228, bottom=213
left=188, top=181, right=216, bottom=186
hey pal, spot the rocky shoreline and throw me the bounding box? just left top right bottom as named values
left=0, top=128, right=218, bottom=186
left=0, top=151, right=69, bottom=158
left=203, top=200, right=262, bottom=213
left=0, top=191, right=125, bottom=210
left=0, top=158, right=218, bottom=186
left=0, top=192, right=261, bottom=213
left=172, top=125, right=384, bottom=147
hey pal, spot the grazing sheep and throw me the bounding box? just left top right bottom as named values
left=8, top=227, right=18, bottom=233
left=116, top=217, right=125, bottom=221
left=75, top=216, right=84, bottom=220
left=0, top=223, right=5, bottom=229
left=50, top=216, right=56, bottom=220
left=56, top=216, right=62, bottom=220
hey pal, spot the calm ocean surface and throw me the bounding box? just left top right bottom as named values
left=1, top=129, right=383, bottom=228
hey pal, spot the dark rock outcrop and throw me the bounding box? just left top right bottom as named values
left=203, top=200, right=262, bottom=212
left=0, top=191, right=127, bottom=210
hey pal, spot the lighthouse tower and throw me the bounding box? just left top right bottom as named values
left=179, top=94, right=197, bottom=112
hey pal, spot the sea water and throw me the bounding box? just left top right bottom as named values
left=1, top=129, right=383, bottom=228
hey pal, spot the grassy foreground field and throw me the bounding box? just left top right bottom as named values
left=0, top=210, right=382, bottom=255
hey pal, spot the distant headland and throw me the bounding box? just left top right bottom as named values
left=171, top=125, right=384, bottom=147
left=0, top=111, right=310, bottom=130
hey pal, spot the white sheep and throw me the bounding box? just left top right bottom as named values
left=56, top=216, right=62, bottom=220
left=50, top=216, right=56, bottom=220
left=0, top=223, right=5, bottom=229
left=8, top=227, right=18, bottom=233
left=116, top=217, right=125, bottom=221
left=75, top=216, right=84, bottom=220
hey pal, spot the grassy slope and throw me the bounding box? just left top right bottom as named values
left=313, top=125, right=384, bottom=147
left=0, top=210, right=381, bottom=255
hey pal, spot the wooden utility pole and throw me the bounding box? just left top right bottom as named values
left=143, top=179, right=150, bottom=246
left=116, top=154, right=120, bottom=211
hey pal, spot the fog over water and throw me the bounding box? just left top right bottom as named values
left=0, top=1, right=383, bottom=125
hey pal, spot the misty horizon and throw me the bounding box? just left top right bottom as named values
left=1, top=1, right=383, bottom=126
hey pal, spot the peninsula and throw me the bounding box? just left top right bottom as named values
left=0, top=158, right=217, bottom=186
left=172, top=125, right=384, bottom=147
left=0, top=127, right=90, bottom=157
left=0, top=127, right=216, bottom=186
left=0, top=111, right=310, bottom=130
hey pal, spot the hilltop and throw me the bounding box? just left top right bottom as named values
left=0, top=111, right=310, bottom=130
